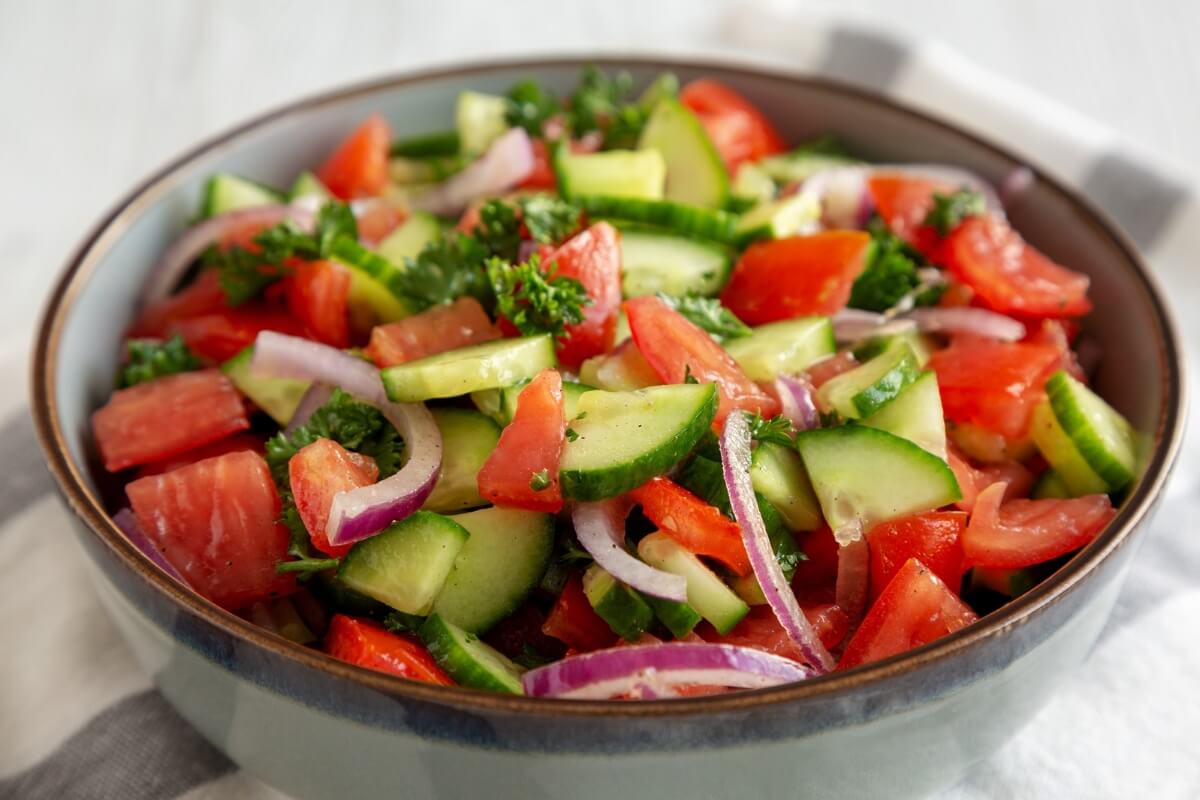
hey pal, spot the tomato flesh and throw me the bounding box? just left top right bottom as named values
left=324, top=614, right=453, bottom=685
left=547, top=223, right=622, bottom=369
left=284, top=260, right=351, bottom=348
left=866, top=511, right=966, bottom=602
left=702, top=603, right=849, bottom=660
left=168, top=303, right=307, bottom=363
left=126, top=450, right=295, bottom=610
left=365, top=296, right=499, bottom=367
left=679, top=79, right=786, bottom=173
left=720, top=233, right=871, bottom=325
left=135, top=433, right=263, bottom=479
left=129, top=270, right=228, bottom=340
left=92, top=370, right=250, bottom=472
left=865, top=174, right=950, bottom=258
left=289, top=438, right=380, bottom=558
left=316, top=115, right=392, bottom=200
left=477, top=368, right=566, bottom=513
left=542, top=572, right=617, bottom=652
left=630, top=477, right=752, bottom=576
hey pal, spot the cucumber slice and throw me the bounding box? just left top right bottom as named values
left=734, top=192, right=821, bottom=245
left=817, top=339, right=920, bottom=419
left=1029, top=400, right=1106, bottom=495
left=1032, top=469, right=1071, bottom=499
left=455, top=91, right=510, bottom=156
left=756, top=152, right=858, bottom=184
left=345, top=271, right=411, bottom=332
left=1040, top=370, right=1138, bottom=493
left=638, top=98, right=728, bottom=209
left=419, top=613, right=524, bottom=694
left=578, top=345, right=659, bottom=392
left=389, top=156, right=465, bottom=185
left=422, top=409, right=500, bottom=514
left=381, top=336, right=557, bottom=403
left=583, top=564, right=655, bottom=641
left=725, top=317, right=835, bottom=382
left=288, top=171, right=332, bottom=202
left=559, top=384, right=718, bottom=501
left=617, top=226, right=733, bottom=298
left=471, top=380, right=594, bottom=427
left=636, top=532, right=748, bottom=634
left=220, top=345, right=309, bottom=425
left=430, top=507, right=553, bottom=633
left=853, top=330, right=937, bottom=368
left=732, top=162, right=777, bottom=204
left=861, top=370, right=947, bottom=459
left=577, top=195, right=738, bottom=244
left=329, top=237, right=407, bottom=295
left=796, top=424, right=961, bottom=538
left=376, top=211, right=442, bottom=265
left=389, top=130, right=461, bottom=159
left=645, top=595, right=702, bottom=639
left=750, top=442, right=822, bottom=532
left=556, top=147, right=666, bottom=200
left=337, top=512, right=471, bottom=615
left=200, top=173, right=283, bottom=218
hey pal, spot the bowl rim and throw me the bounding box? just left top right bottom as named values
left=30, top=53, right=1187, bottom=718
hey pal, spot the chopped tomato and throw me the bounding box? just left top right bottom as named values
left=804, top=352, right=859, bottom=388
left=680, top=79, right=787, bottom=173
left=944, top=215, right=1092, bottom=318
left=949, top=444, right=1036, bottom=512
left=366, top=296, right=500, bottom=367
left=289, top=438, right=380, bottom=558
left=546, top=223, right=622, bottom=369
left=126, top=450, right=295, bottom=610
left=838, top=558, right=978, bottom=670
left=542, top=572, right=617, bottom=652
left=702, top=603, right=849, bottom=660
left=354, top=200, right=404, bottom=244
left=928, top=338, right=1061, bottom=441
left=316, top=115, right=392, bottom=200
left=629, top=477, right=751, bottom=576
left=324, top=615, right=453, bottom=685
left=168, top=303, right=307, bottom=363
left=1027, top=319, right=1086, bottom=382
left=865, top=174, right=950, bottom=258
left=962, top=482, right=1116, bottom=569
left=720, top=233, right=872, bottom=325
left=135, top=433, right=263, bottom=478
left=866, top=511, right=967, bottom=601
left=477, top=369, right=566, bottom=513
left=625, top=295, right=779, bottom=423
left=284, top=260, right=351, bottom=348
left=791, top=526, right=841, bottom=595
left=482, top=602, right=566, bottom=663
left=129, top=270, right=228, bottom=340
left=92, top=370, right=250, bottom=472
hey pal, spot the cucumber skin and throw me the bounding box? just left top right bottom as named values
left=576, top=195, right=739, bottom=244
left=1045, top=370, right=1137, bottom=491
left=645, top=595, right=703, bottom=639
left=389, top=130, right=461, bottom=158
left=419, top=614, right=524, bottom=694
left=201, top=174, right=283, bottom=218
left=559, top=384, right=719, bottom=501
left=584, top=566, right=655, bottom=642
left=820, top=342, right=920, bottom=419
left=380, top=336, right=557, bottom=403
left=422, top=409, right=500, bottom=514
left=638, top=97, right=729, bottom=209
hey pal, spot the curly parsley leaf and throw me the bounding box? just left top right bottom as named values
left=745, top=412, right=795, bottom=448
left=117, top=335, right=201, bottom=388
left=529, top=468, right=553, bottom=492
left=396, top=231, right=494, bottom=313
left=208, top=246, right=290, bottom=306
left=473, top=200, right=523, bottom=263
left=486, top=254, right=590, bottom=338
left=506, top=80, right=561, bottom=135
left=848, top=224, right=946, bottom=313
left=570, top=66, right=637, bottom=137
left=519, top=196, right=581, bottom=244
left=657, top=294, right=752, bottom=341
left=924, top=189, right=986, bottom=236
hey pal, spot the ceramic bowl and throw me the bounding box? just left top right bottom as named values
left=30, top=57, right=1186, bottom=800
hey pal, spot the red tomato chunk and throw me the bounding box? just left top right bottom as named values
left=325, top=615, right=453, bottom=685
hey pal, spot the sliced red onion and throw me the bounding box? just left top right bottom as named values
left=250, top=332, right=441, bottom=546
left=142, top=203, right=316, bottom=307
left=835, top=534, right=870, bottom=622
left=832, top=309, right=917, bottom=343
left=719, top=413, right=834, bottom=672
left=1000, top=166, right=1035, bottom=207
left=286, top=383, right=334, bottom=435
left=799, top=167, right=872, bottom=229
left=773, top=375, right=819, bottom=431
left=113, top=508, right=190, bottom=586
left=413, top=127, right=535, bottom=217
left=522, top=642, right=816, bottom=699
left=902, top=307, right=1026, bottom=342
left=573, top=501, right=687, bottom=603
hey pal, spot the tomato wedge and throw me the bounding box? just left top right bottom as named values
left=720, top=232, right=872, bottom=325
left=542, top=572, right=617, bottom=652
left=92, top=370, right=250, bottom=472
left=948, top=443, right=1035, bottom=512
left=838, top=558, right=978, bottom=670
left=477, top=368, right=566, bottom=513
left=324, top=615, right=453, bottom=685
left=126, top=450, right=295, bottom=610
left=129, top=270, right=228, bottom=340
left=702, top=603, right=849, bottom=661
left=630, top=477, right=752, bottom=576
left=289, top=438, right=380, bottom=558
left=866, top=511, right=967, bottom=601
left=865, top=174, right=951, bottom=258
left=944, top=215, right=1093, bottom=318
left=547, top=223, right=622, bottom=369
left=135, top=433, right=263, bottom=479
left=284, top=260, right=351, bottom=348
left=365, top=296, right=500, bottom=367
left=625, top=295, right=779, bottom=423
left=962, top=482, right=1116, bottom=569
left=168, top=303, right=307, bottom=363
left=680, top=79, right=787, bottom=173
left=316, top=114, right=392, bottom=200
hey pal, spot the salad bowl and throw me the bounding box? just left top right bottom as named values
left=31, top=56, right=1185, bottom=799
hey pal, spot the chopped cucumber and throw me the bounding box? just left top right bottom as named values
left=861, top=370, right=947, bottom=459
left=430, top=507, right=553, bottom=633
left=381, top=336, right=557, bottom=403
left=583, top=564, right=655, bottom=641
left=422, top=409, right=500, bottom=514
left=555, top=147, right=666, bottom=200
left=389, top=130, right=461, bottom=159
left=345, top=270, right=411, bottom=332
left=756, top=152, right=858, bottom=184
left=732, top=162, right=777, bottom=205
left=559, top=384, right=718, bottom=500
left=637, top=532, right=748, bottom=634
left=1036, top=370, right=1138, bottom=494
left=614, top=310, right=632, bottom=345
left=337, top=512, right=471, bottom=615
left=376, top=211, right=442, bottom=265
left=853, top=329, right=937, bottom=368
left=389, top=155, right=465, bottom=185
left=200, top=173, right=283, bottom=218
left=471, top=380, right=594, bottom=427
left=817, top=339, right=920, bottom=419
left=578, top=345, right=660, bottom=392
left=796, top=424, right=962, bottom=538
left=288, top=171, right=331, bottom=202
left=329, top=237, right=408, bottom=298
left=1032, top=469, right=1071, bottom=499
left=575, top=195, right=738, bottom=243
left=220, top=345, right=309, bottom=425
left=456, top=91, right=510, bottom=156
left=617, top=226, right=733, bottom=298
left=645, top=595, right=702, bottom=639
left=420, top=613, right=524, bottom=694
left=637, top=98, right=728, bottom=209
left=750, top=442, right=822, bottom=532
left=734, top=192, right=821, bottom=245
left=725, top=317, right=835, bottom=382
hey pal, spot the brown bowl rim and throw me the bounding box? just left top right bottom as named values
left=30, top=54, right=1187, bottom=718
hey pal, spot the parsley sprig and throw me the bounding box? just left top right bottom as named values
left=924, top=188, right=986, bottom=236
left=486, top=254, right=590, bottom=339
left=744, top=412, right=796, bottom=448
left=658, top=294, right=752, bottom=341
left=117, top=335, right=201, bottom=388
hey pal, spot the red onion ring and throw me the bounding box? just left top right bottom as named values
left=113, top=508, right=190, bottom=586
left=250, top=332, right=441, bottom=547
left=719, top=413, right=834, bottom=672
left=521, top=642, right=816, bottom=699
left=285, top=383, right=334, bottom=436
left=413, top=127, right=535, bottom=217
left=901, top=307, right=1026, bottom=342
left=773, top=375, right=819, bottom=431
left=573, top=501, right=688, bottom=603
left=831, top=310, right=917, bottom=343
